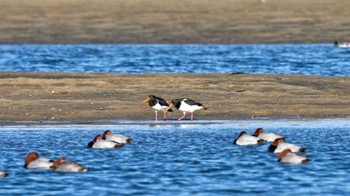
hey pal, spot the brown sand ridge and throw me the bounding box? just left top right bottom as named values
left=0, top=0, right=350, bottom=124
left=0, top=0, right=350, bottom=43
left=1, top=72, right=350, bottom=124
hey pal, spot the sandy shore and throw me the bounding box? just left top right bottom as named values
left=0, top=0, right=350, bottom=44
left=1, top=1, right=350, bottom=125
left=1, top=72, right=349, bottom=125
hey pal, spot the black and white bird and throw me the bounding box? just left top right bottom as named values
left=166, top=98, right=207, bottom=121
left=142, top=95, right=173, bottom=121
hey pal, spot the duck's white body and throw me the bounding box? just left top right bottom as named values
left=55, top=161, right=88, bottom=172
left=235, top=135, right=263, bottom=145
left=234, top=132, right=265, bottom=145
left=26, top=157, right=53, bottom=169
left=92, top=140, right=123, bottom=149
left=257, top=133, right=284, bottom=142
left=278, top=149, right=310, bottom=164
left=336, top=42, right=350, bottom=48
left=253, top=128, right=284, bottom=142
left=0, top=171, right=8, bottom=178
left=279, top=152, right=309, bottom=164
left=273, top=142, right=305, bottom=153
left=105, top=134, right=132, bottom=144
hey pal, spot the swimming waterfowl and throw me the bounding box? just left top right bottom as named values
left=0, top=171, right=9, bottom=178
left=334, top=41, right=350, bottom=48
left=252, top=128, right=285, bottom=142
left=24, top=152, right=54, bottom=169
left=142, top=95, right=173, bottom=121
left=102, top=130, right=132, bottom=144
left=233, top=131, right=266, bottom=145
left=165, top=98, right=207, bottom=121
left=87, top=134, right=124, bottom=149
left=268, top=138, right=306, bottom=153
left=278, top=149, right=310, bottom=164
left=52, top=157, right=88, bottom=172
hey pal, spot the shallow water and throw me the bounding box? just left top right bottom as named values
left=1, top=119, right=350, bottom=195
left=0, top=44, right=349, bottom=76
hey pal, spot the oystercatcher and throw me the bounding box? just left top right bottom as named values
left=142, top=95, right=173, bottom=121
left=165, top=98, right=207, bottom=121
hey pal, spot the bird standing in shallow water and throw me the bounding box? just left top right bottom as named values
left=166, top=98, right=207, bottom=121
left=142, top=95, right=173, bottom=121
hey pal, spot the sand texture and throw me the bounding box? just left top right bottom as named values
left=0, top=0, right=350, bottom=44
left=0, top=72, right=349, bottom=124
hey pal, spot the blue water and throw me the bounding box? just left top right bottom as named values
left=0, top=44, right=349, bottom=76
left=1, top=119, right=350, bottom=195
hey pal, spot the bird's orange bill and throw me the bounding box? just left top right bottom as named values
left=142, top=97, right=151, bottom=104
left=165, top=104, right=173, bottom=112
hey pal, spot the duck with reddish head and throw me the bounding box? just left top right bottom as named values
left=278, top=149, right=310, bottom=164
left=253, top=128, right=285, bottom=142
left=24, top=152, right=54, bottom=169
left=102, top=130, right=132, bottom=144
left=87, top=134, right=124, bottom=149
left=233, top=131, right=266, bottom=145
left=269, top=138, right=306, bottom=153
left=52, top=157, right=88, bottom=172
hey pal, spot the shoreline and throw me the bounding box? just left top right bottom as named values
left=1, top=117, right=350, bottom=127
left=1, top=72, right=350, bottom=125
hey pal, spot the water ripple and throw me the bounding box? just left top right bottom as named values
left=0, top=44, right=349, bottom=76
left=0, top=121, right=350, bottom=194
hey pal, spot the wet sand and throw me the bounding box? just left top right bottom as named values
left=1, top=72, right=349, bottom=125
left=0, top=0, right=350, bottom=44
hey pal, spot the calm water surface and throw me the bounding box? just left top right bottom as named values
left=0, top=44, right=349, bottom=76
left=0, top=119, right=349, bottom=195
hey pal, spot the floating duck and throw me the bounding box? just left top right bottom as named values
left=142, top=95, right=173, bottom=121
left=24, top=152, right=54, bottom=169
left=102, top=130, right=132, bottom=144
left=233, top=131, right=266, bottom=145
left=334, top=41, right=350, bottom=48
left=268, top=138, right=306, bottom=153
left=252, top=128, right=285, bottom=142
left=87, top=134, right=124, bottom=149
left=165, top=98, right=207, bottom=121
left=278, top=149, right=310, bottom=164
left=0, top=171, right=9, bottom=178
left=52, top=157, right=88, bottom=172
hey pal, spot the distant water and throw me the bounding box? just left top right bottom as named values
left=0, top=44, right=349, bottom=76
left=1, top=119, right=350, bottom=195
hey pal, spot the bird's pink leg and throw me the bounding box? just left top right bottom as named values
left=177, top=112, right=186, bottom=121
left=163, top=110, right=167, bottom=121
left=190, top=112, right=194, bottom=121
left=155, top=111, right=158, bottom=121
